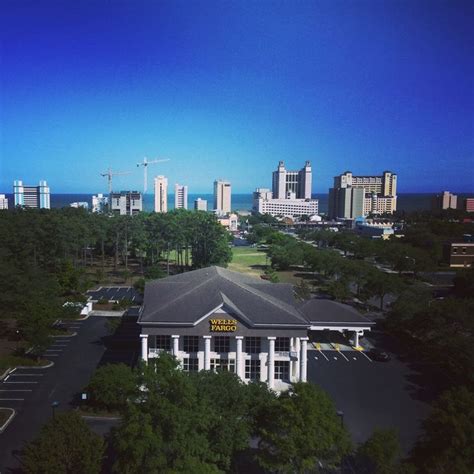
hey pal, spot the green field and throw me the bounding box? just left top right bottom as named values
left=228, top=247, right=269, bottom=277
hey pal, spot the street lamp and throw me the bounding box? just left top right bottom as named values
left=51, top=401, right=59, bottom=420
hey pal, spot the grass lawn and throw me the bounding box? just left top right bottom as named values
left=228, top=247, right=269, bottom=278
left=0, top=355, right=50, bottom=371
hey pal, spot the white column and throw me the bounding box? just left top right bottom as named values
left=300, top=337, right=308, bottom=382
left=236, top=336, right=243, bottom=379
left=267, top=337, right=276, bottom=389
left=140, top=334, right=148, bottom=363
left=172, top=335, right=180, bottom=356
left=203, top=336, right=211, bottom=370
left=295, top=337, right=301, bottom=381
left=354, top=331, right=360, bottom=348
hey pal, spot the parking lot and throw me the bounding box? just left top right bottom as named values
left=0, top=319, right=83, bottom=412
left=87, top=286, right=142, bottom=304
left=307, top=331, right=432, bottom=455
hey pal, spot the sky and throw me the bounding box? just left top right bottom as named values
left=0, top=0, right=473, bottom=194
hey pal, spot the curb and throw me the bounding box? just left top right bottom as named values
left=0, top=408, right=16, bottom=434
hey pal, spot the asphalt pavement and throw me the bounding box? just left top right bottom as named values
left=307, top=335, right=432, bottom=455
left=0, top=317, right=111, bottom=472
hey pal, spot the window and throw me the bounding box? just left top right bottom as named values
left=275, top=337, right=290, bottom=352
left=154, top=335, right=171, bottom=351
left=182, top=358, right=198, bottom=372
left=211, top=358, right=235, bottom=372
left=245, top=337, right=261, bottom=354
left=213, top=336, right=230, bottom=353
left=275, top=361, right=290, bottom=381
left=183, top=336, right=199, bottom=353
left=245, top=359, right=260, bottom=380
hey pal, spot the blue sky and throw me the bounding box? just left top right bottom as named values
left=1, top=0, right=473, bottom=194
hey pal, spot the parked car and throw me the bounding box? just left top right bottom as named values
left=367, top=349, right=390, bottom=362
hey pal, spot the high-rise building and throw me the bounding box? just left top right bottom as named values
left=13, top=180, right=50, bottom=209
left=328, top=171, right=397, bottom=218
left=432, top=191, right=458, bottom=210
left=0, top=194, right=8, bottom=210
left=214, top=180, right=231, bottom=215
left=194, top=198, right=207, bottom=211
left=465, top=198, right=474, bottom=213
left=174, top=184, right=188, bottom=210
left=92, top=193, right=108, bottom=213
left=272, top=161, right=312, bottom=199
left=154, top=176, right=168, bottom=213
left=110, top=191, right=142, bottom=215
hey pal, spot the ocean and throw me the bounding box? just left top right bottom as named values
left=3, top=193, right=472, bottom=214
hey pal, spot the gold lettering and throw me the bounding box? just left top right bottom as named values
left=209, top=318, right=237, bottom=332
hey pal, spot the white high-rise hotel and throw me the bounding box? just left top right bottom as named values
left=154, top=176, right=168, bottom=213
left=214, top=180, right=231, bottom=215
left=253, top=161, right=318, bottom=217
left=174, top=184, right=188, bottom=210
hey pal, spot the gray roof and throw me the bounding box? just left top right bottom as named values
left=299, top=299, right=374, bottom=327
left=139, top=266, right=309, bottom=327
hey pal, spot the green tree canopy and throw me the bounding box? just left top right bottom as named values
left=22, top=411, right=104, bottom=474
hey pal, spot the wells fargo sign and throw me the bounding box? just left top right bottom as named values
left=209, top=318, right=237, bottom=332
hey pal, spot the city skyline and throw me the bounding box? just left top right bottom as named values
left=1, top=1, right=473, bottom=194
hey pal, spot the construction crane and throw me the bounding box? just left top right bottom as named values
left=100, top=167, right=132, bottom=194
left=137, top=157, right=170, bottom=193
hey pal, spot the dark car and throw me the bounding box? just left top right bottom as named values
left=367, top=349, right=390, bottom=362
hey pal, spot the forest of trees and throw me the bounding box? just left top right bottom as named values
left=0, top=207, right=232, bottom=354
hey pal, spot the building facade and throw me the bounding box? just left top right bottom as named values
left=92, top=193, right=108, bottom=213
left=432, top=191, right=458, bottom=210
left=110, top=191, right=143, bottom=215
left=70, top=202, right=89, bottom=209
left=154, top=176, right=168, bottom=213
left=272, top=161, right=312, bottom=199
left=217, top=213, right=238, bottom=232
left=253, top=188, right=319, bottom=217
left=139, top=267, right=374, bottom=391
left=13, top=180, right=50, bottom=209
left=174, top=184, right=188, bottom=210
left=214, top=180, right=231, bottom=215
left=0, top=194, right=8, bottom=210
left=194, top=198, right=208, bottom=211
left=443, top=242, right=474, bottom=267
left=329, top=171, right=397, bottom=219
left=464, top=198, right=474, bottom=213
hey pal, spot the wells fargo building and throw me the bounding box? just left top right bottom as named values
left=139, top=266, right=373, bottom=391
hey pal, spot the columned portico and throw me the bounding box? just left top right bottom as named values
left=267, top=337, right=276, bottom=389
left=203, top=336, right=211, bottom=370
left=300, top=337, right=308, bottom=382
left=354, top=331, right=360, bottom=348
left=172, top=335, right=180, bottom=356
left=235, top=336, right=243, bottom=379
left=140, top=334, right=148, bottom=363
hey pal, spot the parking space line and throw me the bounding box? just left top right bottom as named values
left=0, top=389, right=32, bottom=392
left=9, top=374, right=43, bottom=376
left=359, top=351, right=373, bottom=362
left=338, top=351, right=350, bottom=362
left=45, top=349, right=63, bottom=352
left=4, top=381, right=38, bottom=384
left=43, top=354, right=59, bottom=357
left=318, top=350, right=329, bottom=361
left=0, top=398, right=24, bottom=401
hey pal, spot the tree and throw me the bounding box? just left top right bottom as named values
left=355, top=429, right=403, bottom=474
left=410, top=387, right=474, bottom=474
left=87, top=363, right=138, bottom=412
left=256, top=383, right=351, bottom=472
left=294, top=279, right=311, bottom=300
left=22, top=411, right=104, bottom=474
left=361, top=271, right=402, bottom=310
left=324, top=279, right=352, bottom=302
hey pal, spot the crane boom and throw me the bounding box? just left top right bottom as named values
left=136, top=157, right=170, bottom=193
